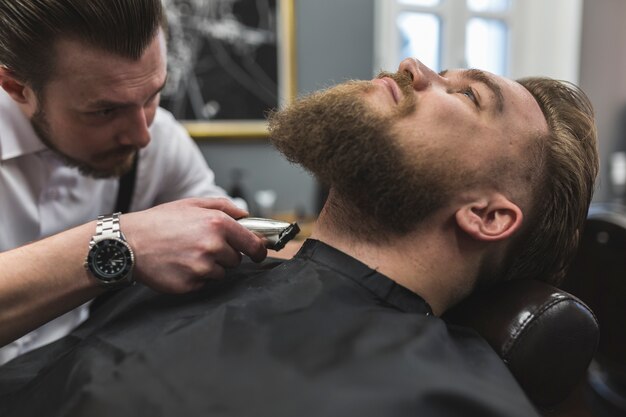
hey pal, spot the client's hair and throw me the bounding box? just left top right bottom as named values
left=501, top=77, right=599, bottom=286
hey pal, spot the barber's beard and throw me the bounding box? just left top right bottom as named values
left=268, top=71, right=461, bottom=239
left=31, top=106, right=136, bottom=179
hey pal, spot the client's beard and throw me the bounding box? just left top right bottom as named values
left=268, top=71, right=458, bottom=239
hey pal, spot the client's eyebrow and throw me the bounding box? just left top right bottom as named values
left=440, top=69, right=505, bottom=114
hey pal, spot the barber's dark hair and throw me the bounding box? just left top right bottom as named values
left=0, top=0, right=165, bottom=93
left=502, top=77, right=599, bottom=286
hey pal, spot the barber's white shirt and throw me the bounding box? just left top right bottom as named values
left=0, top=89, right=227, bottom=365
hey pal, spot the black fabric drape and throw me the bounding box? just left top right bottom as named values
left=0, top=240, right=539, bottom=417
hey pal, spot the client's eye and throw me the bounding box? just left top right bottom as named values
left=461, top=87, right=479, bottom=107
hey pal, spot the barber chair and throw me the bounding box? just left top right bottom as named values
left=560, top=203, right=626, bottom=417
left=444, top=277, right=599, bottom=413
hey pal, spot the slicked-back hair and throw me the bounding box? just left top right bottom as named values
left=0, top=0, right=165, bottom=93
left=502, top=77, right=599, bottom=286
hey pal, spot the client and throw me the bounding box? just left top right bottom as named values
left=0, top=57, right=598, bottom=417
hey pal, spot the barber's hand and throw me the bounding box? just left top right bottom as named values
left=122, top=198, right=267, bottom=293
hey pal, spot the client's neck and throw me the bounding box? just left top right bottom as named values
left=310, top=199, right=477, bottom=316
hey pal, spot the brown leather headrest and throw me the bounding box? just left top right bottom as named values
left=443, top=279, right=599, bottom=408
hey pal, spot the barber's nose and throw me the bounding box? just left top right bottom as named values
left=398, top=58, right=437, bottom=90
left=119, top=108, right=151, bottom=148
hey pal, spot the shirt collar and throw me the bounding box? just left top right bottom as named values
left=0, top=88, right=47, bottom=161
left=295, top=239, right=433, bottom=316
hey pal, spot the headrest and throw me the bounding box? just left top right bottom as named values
left=444, top=279, right=599, bottom=408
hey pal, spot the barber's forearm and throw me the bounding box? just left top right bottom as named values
left=0, top=222, right=105, bottom=347
left=0, top=197, right=268, bottom=347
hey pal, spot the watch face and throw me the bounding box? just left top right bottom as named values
left=87, top=238, right=134, bottom=283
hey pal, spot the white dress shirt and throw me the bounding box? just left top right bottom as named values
left=0, top=89, right=227, bottom=364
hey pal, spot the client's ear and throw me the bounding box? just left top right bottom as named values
left=455, top=194, right=523, bottom=242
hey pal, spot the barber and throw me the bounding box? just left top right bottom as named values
left=0, top=0, right=267, bottom=364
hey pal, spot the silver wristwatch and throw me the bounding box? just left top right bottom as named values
left=84, top=212, right=135, bottom=288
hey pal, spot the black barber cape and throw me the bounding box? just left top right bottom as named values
left=0, top=239, right=540, bottom=417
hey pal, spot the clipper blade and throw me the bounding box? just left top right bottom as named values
left=237, top=217, right=301, bottom=251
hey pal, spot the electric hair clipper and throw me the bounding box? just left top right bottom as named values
left=237, top=217, right=300, bottom=251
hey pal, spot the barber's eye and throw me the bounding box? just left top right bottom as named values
left=91, top=108, right=116, bottom=118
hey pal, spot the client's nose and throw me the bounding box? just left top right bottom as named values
left=398, top=58, right=437, bottom=91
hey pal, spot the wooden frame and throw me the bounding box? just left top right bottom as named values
left=160, top=0, right=297, bottom=140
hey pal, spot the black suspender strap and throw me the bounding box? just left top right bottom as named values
left=91, top=152, right=140, bottom=314
left=114, top=152, right=139, bottom=214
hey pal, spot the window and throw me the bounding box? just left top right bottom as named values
left=397, top=12, right=441, bottom=71
left=374, top=0, right=583, bottom=82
